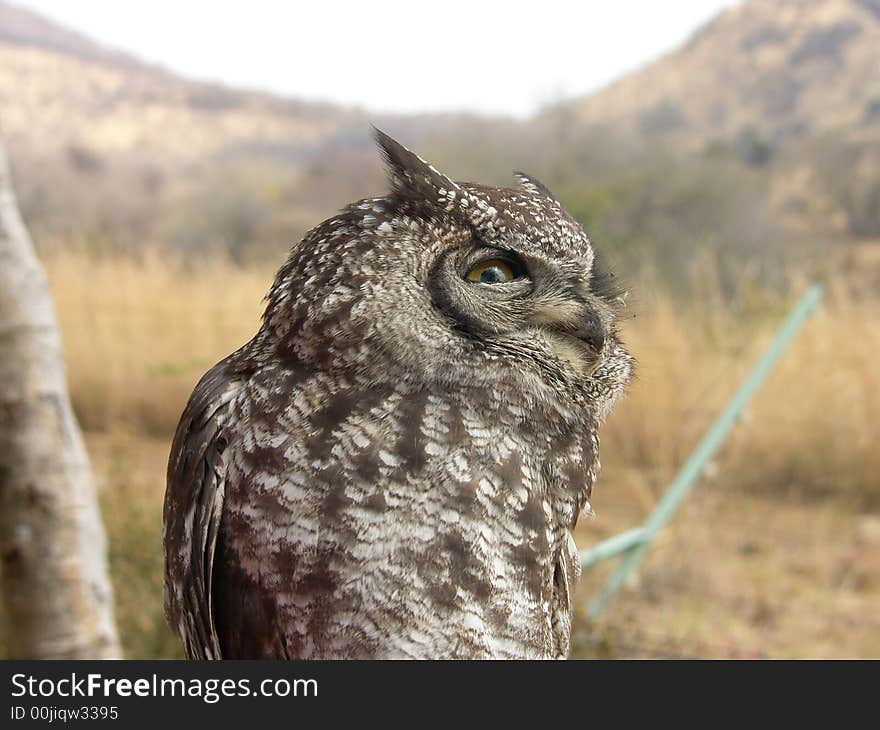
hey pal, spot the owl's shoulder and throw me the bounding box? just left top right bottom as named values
left=163, top=348, right=258, bottom=658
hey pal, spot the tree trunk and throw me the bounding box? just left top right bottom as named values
left=0, top=142, right=122, bottom=658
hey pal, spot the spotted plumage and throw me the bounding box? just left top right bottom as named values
left=163, top=130, right=633, bottom=659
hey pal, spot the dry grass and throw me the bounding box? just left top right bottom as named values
left=48, top=249, right=275, bottom=435
left=42, top=249, right=880, bottom=659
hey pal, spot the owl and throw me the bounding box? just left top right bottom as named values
left=163, top=129, right=633, bottom=659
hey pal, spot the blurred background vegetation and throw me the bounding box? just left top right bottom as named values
left=1, top=0, right=878, bottom=657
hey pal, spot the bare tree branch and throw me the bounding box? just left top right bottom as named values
left=0, top=141, right=121, bottom=658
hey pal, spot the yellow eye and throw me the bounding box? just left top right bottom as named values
left=465, top=258, right=517, bottom=284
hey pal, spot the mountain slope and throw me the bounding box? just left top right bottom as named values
left=0, top=0, right=143, bottom=68
left=0, top=0, right=877, bottom=263
left=559, top=0, right=880, bottom=147
left=0, top=1, right=361, bottom=161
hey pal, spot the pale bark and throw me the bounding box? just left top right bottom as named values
left=0, top=142, right=121, bottom=658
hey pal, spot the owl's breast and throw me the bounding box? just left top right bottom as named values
left=219, top=369, right=595, bottom=658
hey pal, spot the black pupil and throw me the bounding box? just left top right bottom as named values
left=480, top=266, right=506, bottom=284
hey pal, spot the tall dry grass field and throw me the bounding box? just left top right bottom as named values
left=48, top=249, right=276, bottom=435
left=34, top=250, right=880, bottom=658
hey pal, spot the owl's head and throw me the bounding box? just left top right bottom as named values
left=264, top=130, right=633, bottom=424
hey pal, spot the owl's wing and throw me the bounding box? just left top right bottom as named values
left=163, top=359, right=244, bottom=660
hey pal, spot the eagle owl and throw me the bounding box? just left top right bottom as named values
left=163, top=130, right=633, bottom=659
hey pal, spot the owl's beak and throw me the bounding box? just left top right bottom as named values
left=543, top=303, right=607, bottom=357
left=528, top=295, right=609, bottom=370
left=572, top=310, right=606, bottom=356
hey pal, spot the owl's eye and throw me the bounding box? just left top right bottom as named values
left=465, top=258, right=518, bottom=284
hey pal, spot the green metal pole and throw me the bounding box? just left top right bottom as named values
left=580, top=527, right=647, bottom=570
left=588, top=285, right=823, bottom=619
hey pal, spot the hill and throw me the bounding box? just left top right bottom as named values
left=0, top=1, right=534, bottom=260
left=0, top=0, right=377, bottom=257
left=561, top=0, right=880, bottom=148
left=0, top=0, right=364, bottom=160
left=541, top=0, right=880, bottom=254
left=0, top=0, right=877, bottom=272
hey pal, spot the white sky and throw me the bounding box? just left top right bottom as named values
left=13, top=0, right=739, bottom=117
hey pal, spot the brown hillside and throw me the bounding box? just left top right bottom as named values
left=559, top=0, right=880, bottom=147
left=0, top=1, right=525, bottom=257
left=1, top=0, right=878, bottom=259
left=0, top=1, right=360, bottom=161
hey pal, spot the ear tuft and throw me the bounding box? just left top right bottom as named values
left=372, top=126, right=459, bottom=209
left=514, top=172, right=559, bottom=202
